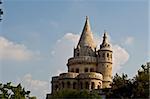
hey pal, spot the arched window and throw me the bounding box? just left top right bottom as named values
left=67, top=81, right=71, bottom=88
left=76, top=68, right=79, bottom=73
left=84, top=68, right=88, bottom=72
left=71, top=68, right=74, bottom=72
left=80, top=82, right=83, bottom=89
left=85, top=82, right=89, bottom=89
left=73, top=82, right=76, bottom=89
left=62, top=82, right=64, bottom=88
left=98, top=82, right=101, bottom=89
left=55, top=85, right=58, bottom=90
left=103, top=53, right=105, bottom=57
left=91, top=82, right=95, bottom=89
left=77, top=52, right=79, bottom=56
left=97, top=85, right=100, bottom=89
left=107, top=53, right=109, bottom=57
left=90, top=68, right=94, bottom=72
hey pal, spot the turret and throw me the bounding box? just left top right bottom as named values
left=74, top=16, right=96, bottom=57
left=97, top=31, right=113, bottom=88
left=67, top=16, right=97, bottom=73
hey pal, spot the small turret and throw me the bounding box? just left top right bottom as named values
left=97, top=31, right=113, bottom=88
left=100, top=31, right=111, bottom=50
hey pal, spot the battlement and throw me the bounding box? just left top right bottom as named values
left=67, top=56, right=97, bottom=66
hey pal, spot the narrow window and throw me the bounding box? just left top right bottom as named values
left=71, top=68, right=74, bottom=72
left=85, top=82, right=89, bottom=89
left=67, top=81, right=70, bottom=88
left=77, top=52, right=79, bottom=56
left=97, top=85, right=100, bottom=89
left=91, top=82, right=95, bottom=89
left=62, top=82, right=64, bottom=88
left=73, top=82, right=76, bottom=89
left=103, top=53, right=105, bottom=57
left=55, top=85, right=58, bottom=90
left=90, top=68, right=94, bottom=72
left=80, top=82, right=83, bottom=89
left=84, top=68, right=88, bottom=72
left=76, top=68, right=79, bottom=73
left=107, top=53, right=109, bottom=57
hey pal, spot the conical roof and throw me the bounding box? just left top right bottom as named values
left=77, top=16, right=96, bottom=49
left=100, top=31, right=112, bottom=51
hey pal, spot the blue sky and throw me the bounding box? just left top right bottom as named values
left=0, top=0, right=149, bottom=98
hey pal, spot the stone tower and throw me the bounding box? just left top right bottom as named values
left=97, top=31, right=113, bottom=88
left=67, top=16, right=97, bottom=73
left=48, top=17, right=113, bottom=97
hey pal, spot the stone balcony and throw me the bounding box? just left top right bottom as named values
left=67, top=56, right=97, bottom=66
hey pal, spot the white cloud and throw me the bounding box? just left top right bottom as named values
left=50, top=33, right=80, bottom=75
left=112, top=45, right=129, bottom=74
left=19, top=74, right=49, bottom=99
left=0, top=36, right=39, bottom=61
left=124, top=36, right=134, bottom=45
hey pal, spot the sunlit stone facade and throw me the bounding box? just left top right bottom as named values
left=51, top=17, right=113, bottom=94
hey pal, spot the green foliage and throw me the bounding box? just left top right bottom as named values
left=106, top=64, right=149, bottom=98
left=0, top=82, right=36, bottom=99
left=51, top=89, right=101, bottom=99
left=132, top=64, right=149, bottom=98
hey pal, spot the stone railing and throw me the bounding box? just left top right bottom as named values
left=77, top=72, right=103, bottom=80
left=67, top=56, right=97, bottom=66
left=59, top=72, right=79, bottom=79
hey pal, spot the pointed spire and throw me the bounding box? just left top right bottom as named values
left=77, top=16, right=96, bottom=49
left=100, top=30, right=111, bottom=49
left=102, top=30, right=108, bottom=44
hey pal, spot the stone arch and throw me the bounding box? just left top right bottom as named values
left=67, top=81, right=71, bottom=88
left=85, top=82, right=89, bottom=89
left=62, top=81, right=65, bottom=88
left=98, top=82, right=101, bottom=89
left=73, top=82, right=76, bottom=89
left=97, top=85, right=100, bottom=89
left=80, top=82, right=83, bottom=89
left=91, top=82, right=95, bottom=89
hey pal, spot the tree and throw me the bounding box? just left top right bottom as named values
left=106, top=63, right=149, bottom=99
left=0, top=82, right=36, bottom=99
left=50, top=89, right=101, bottom=99
left=132, top=64, right=149, bottom=98
left=106, top=73, right=133, bottom=98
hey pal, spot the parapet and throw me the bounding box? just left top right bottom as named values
left=59, top=72, right=79, bottom=79
left=67, top=56, right=97, bottom=66
left=77, top=72, right=103, bottom=80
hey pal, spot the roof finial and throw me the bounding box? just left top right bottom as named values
left=86, top=16, right=89, bottom=20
